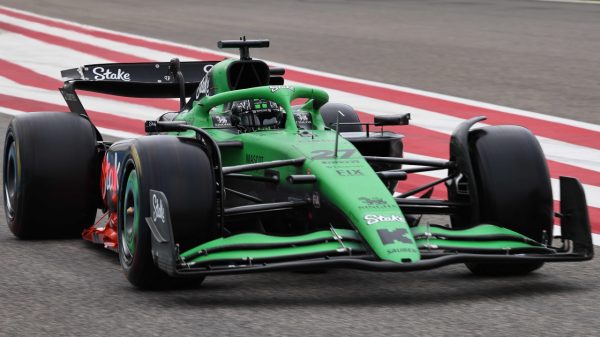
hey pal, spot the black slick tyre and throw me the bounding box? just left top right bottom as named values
left=3, top=112, right=99, bottom=238
left=117, top=136, right=217, bottom=289
left=462, top=125, right=553, bottom=276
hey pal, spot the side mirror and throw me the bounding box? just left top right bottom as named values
left=374, top=113, right=410, bottom=126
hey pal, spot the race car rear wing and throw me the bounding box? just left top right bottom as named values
left=61, top=60, right=219, bottom=97
left=59, top=58, right=285, bottom=114
left=60, top=59, right=219, bottom=115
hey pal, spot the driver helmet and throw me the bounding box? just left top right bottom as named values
left=229, top=99, right=283, bottom=130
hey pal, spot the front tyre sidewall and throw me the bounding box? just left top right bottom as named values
left=118, top=162, right=164, bottom=287
left=119, top=168, right=141, bottom=268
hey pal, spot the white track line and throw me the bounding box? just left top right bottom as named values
left=0, top=106, right=139, bottom=139
left=0, top=31, right=111, bottom=78
left=1, top=5, right=599, bottom=133
left=0, top=76, right=165, bottom=120
left=3, top=26, right=597, bottom=173
left=0, top=13, right=190, bottom=62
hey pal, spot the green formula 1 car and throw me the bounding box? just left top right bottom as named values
left=3, top=39, right=593, bottom=288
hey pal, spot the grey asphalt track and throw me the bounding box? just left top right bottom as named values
left=1, top=1, right=599, bottom=336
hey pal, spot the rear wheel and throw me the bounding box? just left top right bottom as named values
left=3, top=112, right=99, bottom=238
left=117, top=136, right=217, bottom=289
left=320, top=103, right=362, bottom=132
left=459, top=126, right=553, bottom=276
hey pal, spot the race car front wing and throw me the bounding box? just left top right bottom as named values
left=145, top=176, right=593, bottom=277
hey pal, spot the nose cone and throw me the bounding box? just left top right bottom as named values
left=303, top=134, right=420, bottom=263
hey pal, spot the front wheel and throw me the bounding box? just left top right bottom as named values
left=458, top=126, right=553, bottom=276
left=117, top=136, right=217, bottom=289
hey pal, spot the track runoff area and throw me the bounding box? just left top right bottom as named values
left=0, top=6, right=598, bottom=244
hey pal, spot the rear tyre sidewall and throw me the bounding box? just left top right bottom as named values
left=4, top=134, right=19, bottom=230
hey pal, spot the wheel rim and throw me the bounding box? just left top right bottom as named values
left=121, top=169, right=140, bottom=264
left=4, top=140, right=17, bottom=220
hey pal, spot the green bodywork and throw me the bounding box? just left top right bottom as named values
left=180, top=224, right=544, bottom=265
left=181, top=229, right=366, bottom=265
left=166, top=58, right=544, bottom=266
